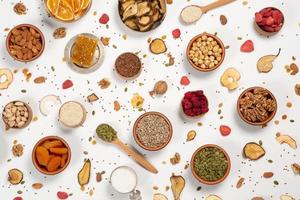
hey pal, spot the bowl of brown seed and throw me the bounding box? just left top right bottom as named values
left=2, top=101, right=33, bottom=130
left=6, top=24, right=45, bottom=62
left=187, top=33, right=225, bottom=72
left=237, top=86, right=277, bottom=126
left=133, top=112, right=172, bottom=151
left=115, top=52, right=142, bottom=80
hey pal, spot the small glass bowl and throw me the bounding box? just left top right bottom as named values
left=64, top=33, right=104, bottom=74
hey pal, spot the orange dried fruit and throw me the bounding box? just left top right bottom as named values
left=72, top=0, right=81, bottom=13
left=80, top=0, right=90, bottom=10
left=47, top=0, right=61, bottom=15
left=56, top=1, right=74, bottom=21
left=36, top=146, right=50, bottom=166
left=49, top=147, right=68, bottom=154
left=47, top=156, right=62, bottom=172
left=61, top=154, right=68, bottom=167
left=43, top=140, right=63, bottom=149
left=62, top=0, right=74, bottom=10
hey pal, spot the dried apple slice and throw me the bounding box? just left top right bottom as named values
left=243, top=142, right=265, bottom=160
left=150, top=38, right=167, bottom=54
left=280, top=195, right=295, bottom=200
left=78, top=159, right=91, bottom=186
left=206, top=195, right=222, bottom=200
left=122, top=3, right=138, bottom=20
left=8, top=169, right=23, bottom=185
left=138, top=16, right=152, bottom=26
left=0, top=68, right=13, bottom=89
left=153, top=193, right=168, bottom=200
left=170, top=174, right=185, bottom=200
left=276, top=133, right=297, bottom=149
left=136, top=2, right=151, bottom=17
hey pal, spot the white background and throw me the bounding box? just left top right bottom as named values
left=0, top=0, right=300, bottom=199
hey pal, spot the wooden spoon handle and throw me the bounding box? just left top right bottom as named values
left=201, top=0, right=236, bottom=13
left=113, top=139, right=158, bottom=174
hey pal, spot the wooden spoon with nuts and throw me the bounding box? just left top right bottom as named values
left=181, top=0, right=236, bottom=24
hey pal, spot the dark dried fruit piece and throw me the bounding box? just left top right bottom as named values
left=243, top=142, right=265, bottom=160
left=263, top=172, right=274, bottom=178
left=220, top=15, right=227, bottom=25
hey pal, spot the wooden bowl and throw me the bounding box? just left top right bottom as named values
left=186, top=33, right=225, bottom=72
left=254, top=7, right=284, bottom=36
left=133, top=112, right=173, bottom=151
left=58, top=101, right=87, bottom=128
left=237, top=86, right=277, bottom=126
left=44, top=0, right=92, bottom=23
left=181, top=91, right=209, bottom=119
left=191, top=144, right=231, bottom=185
left=2, top=101, right=33, bottom=130
left=32, top=136, right=71, bottom=175
left=6, top=24, right=45, bottom=62
left=114, top=52, right=142, bottom=80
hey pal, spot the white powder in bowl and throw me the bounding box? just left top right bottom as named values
left=110, top=166, right=137, bottom=194
left=181, top=5, right=203, bottom=24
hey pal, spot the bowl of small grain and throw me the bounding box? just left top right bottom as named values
left=191, top=144, right=231, bottom=185
left=2, top=101, right=33, bottom=130
left=133, top=112, right=172, bottom=151
left=115, top=52, right=142, bottom=80
left=187, top=33, right=225, bottom=72
left=237, top=86, right=277, bottom=126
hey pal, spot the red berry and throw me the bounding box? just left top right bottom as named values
left=13, top=197, right=23, bottom=200
left=240, top=40, right=254, bottom=53
left=255, top=13, right=263, bottom=23
left=62, top=79, right=73, bottom=89
left=172, top=28, right=181, bottom=39
left=180, top=76, right=190, bottom=86
left=219, top=125, right=231, bottom=136
left=57, top=191, right=68, bottom=199
left=266, top=16, right=274, bottom=25
left=99, top=14, right=109, bottom=24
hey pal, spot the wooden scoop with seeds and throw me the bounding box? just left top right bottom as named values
left=96, top=123, right=158, bottom=174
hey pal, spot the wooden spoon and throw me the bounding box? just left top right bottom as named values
left=181, top=0, right=236, bottom=24
left=112, top=138, right=158, bottom=174
left=96, top=123, right=158, bottom=174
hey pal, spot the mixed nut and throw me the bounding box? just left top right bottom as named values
left=2, top=101, right=32, bottom=130
left=118, top=0, right=166, bottom=32
left=7, top=25, right=44, bottom=61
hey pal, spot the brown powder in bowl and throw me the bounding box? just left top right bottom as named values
left=115, top=53, right=141, bottom=78
left=136, top=114, right=170, bottom=148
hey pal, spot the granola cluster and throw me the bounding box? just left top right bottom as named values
left=239, top=88, right=276, bottom=122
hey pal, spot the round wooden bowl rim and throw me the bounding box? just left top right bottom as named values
left=133, top=111, right=173, bottom=151
left=186, top=32, right=225, bottom=72
left=32, top=136, right=71, bottom=175
left=6, top=24, right=45, bottom=62
left=190, top=144, right=231, bottom=185
left=115, top=52, right=142, bottom=80
left=237, top=86, right=277, bottom=126
left=58, top=101, right=87, bottom=128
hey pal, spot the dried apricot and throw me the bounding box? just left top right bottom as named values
left=49, top=147, right=68, bottom=154
left=36, top=146, right=50, bottom=166
left=47, top=156, right=62, bottom=172
left=60, top=154, right=68, bottom=167
left=43, top=140, right=63, bottom=149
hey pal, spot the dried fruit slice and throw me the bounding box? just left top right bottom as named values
left=186, top=130, right=196, bottom=141
left=240, top=40, right=254, bottom=53
left=47, top=0, right=61, bottom=15
left=80, top=0, right=90, bottom=10
left=0, top=68, right=13, bottom=89
left=36, top=146, right=50, bottom=166
left=39, top=95, right=61, bottom=116
left=72, top=0, right=81, bottom=13
left=243, top=142, right=265, bottom=160
left=8, top=169, right=23, bottom=185
left=47, top=156, right=62, bottom=172
left=56, top=1, right=74, bottom=21
left=170, top=174, right=185, bottom=200
left=150, top=38, right=167, bottom=54
left=257, top=49, right=281, bottom=73
left=206, top=195, right=222, bottom=200
left=276, top=133, right=297, bottom=149
left=280, top=195, right=295, bottom=200
left=153, top=193, right=168, bottom=200
left=78, top=159, right=91, bottom=186
left=220, top=67, right=240, bottom=90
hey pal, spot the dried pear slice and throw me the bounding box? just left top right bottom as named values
left=151, top=9, right=161, bottom=22
left=206, top=195, right=222, bottom=200
left=121, top=0, right=135, bottom=11
left=8, top=169, right=23, bottom=185
left=150, top=39, right=167, bottom=54
left=78, top=159, right=91, bottom=186
left=125, top=19, right=138, bottom=30
left=138, top=22, right=153, bottom=32
left=158, top=0, right=166, bottom=14
left=153, top=193, right=168, bottom=200
left=170, top=174, right=185, bottom=200
left=138, top=16, right=152, bottom=26
left=257, top=49, right=281, bottom=73
left=280, top=195, right=295, bottom=200
left=122, top=3, right=138, bottom=20
left=136, top=2, right=151, bottom=17
left=276, top=133, right=297, bottom=149
left=243, top=142, right=265, bottom=160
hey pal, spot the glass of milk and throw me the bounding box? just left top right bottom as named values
left=110, top=166, right=142, bottom=200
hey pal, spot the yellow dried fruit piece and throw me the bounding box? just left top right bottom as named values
left=131, top=93, right=144, bottom=109
left=280, top=195, right=295, bottom=200
left=80, top=0, right=90, bottom=10
left=36, top=146, right=50, bottom=166
left=243, top=142, right=265, bottom=160
left=276, top=133, right=297, bottom=149
left=150, top=38, right=167, bottom=54
left=257, top=49, right=281, bottom=73
left=47, top=0, right=61, bottom=15
left=0, top=68, right=13, bottom=89
left=56, top=0, right=74, bottom=21
left=153, top=193, right=168, bottom=200
left=170, top=174, right=185, bottom=200
left=78, top=159, right=91, bottom=186
left=8, top=168, right=23, bottom=185
left=72, top=0, right=81, bottom=13
left=206, top=195, right=222, bottom=200
left=186, top=130, right=196, bottom=141
left=220, top=67, right=240, bottom=90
